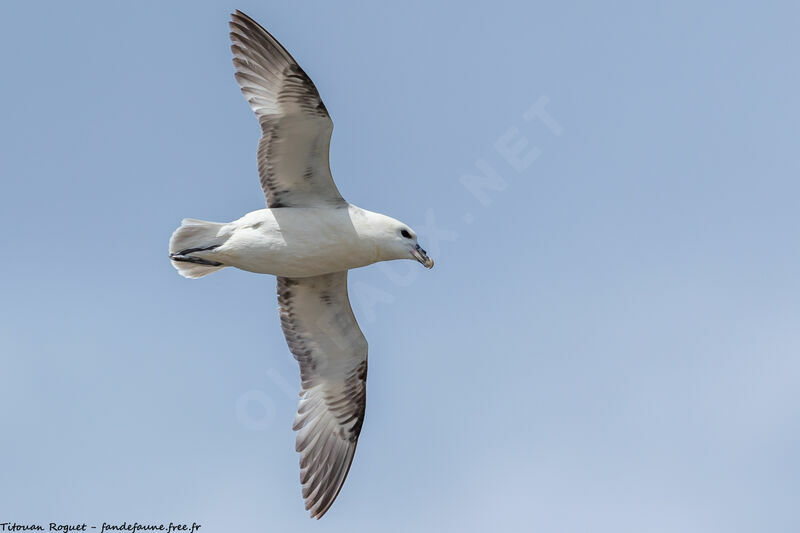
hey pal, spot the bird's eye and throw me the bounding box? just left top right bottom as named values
left=400, top=229, right=412, bottom=239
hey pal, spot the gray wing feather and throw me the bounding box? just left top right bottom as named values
left=277, top=272, right=367, bottom=519
left=230, top=11, right=345, bottom=208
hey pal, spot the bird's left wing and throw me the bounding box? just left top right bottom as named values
left=277, top=272, right=367, bottom=519
left=229, top=10, right=345, bottom=208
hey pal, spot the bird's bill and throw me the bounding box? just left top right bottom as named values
left=412, top=244, right=434, bottom=269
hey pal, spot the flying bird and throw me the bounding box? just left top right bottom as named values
left=168, top=10, right=434, bottom=519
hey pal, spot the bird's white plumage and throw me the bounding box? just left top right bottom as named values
left=228, top=12, right=365, bottom=516
left=169, top=10, right=434, bottom=519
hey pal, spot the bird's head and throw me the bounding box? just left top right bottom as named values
left=372, top=215, right=434, bottom=269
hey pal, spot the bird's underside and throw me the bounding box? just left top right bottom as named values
left=169, top=10, right=433, bottom=519
left=227, top=10, right=366, bottom=518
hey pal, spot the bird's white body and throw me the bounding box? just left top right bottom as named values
left=179, top=205, right=401, bottom=278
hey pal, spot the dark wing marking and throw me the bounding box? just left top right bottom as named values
left=230, top=11, right=345, bottom=208
left=277, top=272, right=368, bottom=518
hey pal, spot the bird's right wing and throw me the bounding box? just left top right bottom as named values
left=230, top=10, right=345, bottom=208
left=276, top=272, right=368, bottom=518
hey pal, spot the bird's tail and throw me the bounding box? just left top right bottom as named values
left=169, top=218, right=229, bottom=278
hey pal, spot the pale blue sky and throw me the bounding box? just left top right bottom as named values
left=1, top=1, right=799, bottom=532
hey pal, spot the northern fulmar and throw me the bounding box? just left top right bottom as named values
left=168, top=10, right=434, bottom=519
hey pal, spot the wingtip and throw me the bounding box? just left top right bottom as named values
left=229, top=10, right=246, bottom=30
left=307, top=504, right=329, bottom=520
left=231, top=9, right=256, bottom=25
